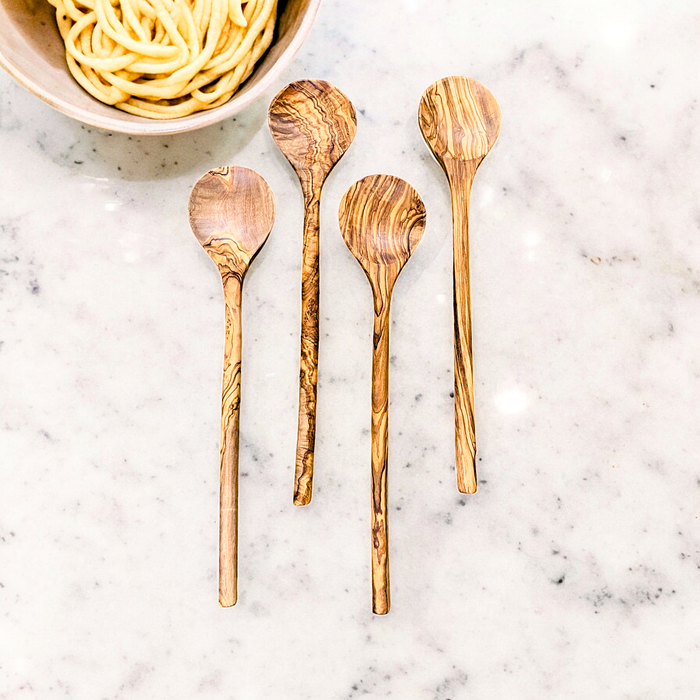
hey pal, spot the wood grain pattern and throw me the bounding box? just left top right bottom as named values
left=418, top=76, right=502, bottom=495
left=339, top=174, right=426, bottom=615
left=269, top=80, right=357, bottom=506
left=188, top=166, right=275, bottom=607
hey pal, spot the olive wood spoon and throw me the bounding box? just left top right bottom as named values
left=188, top=166, right=275, bottom=607
left=418, top=76, right=502, bottom=495
left=268, top=80, right=357, bottom=506
left=339, top=174, right=426, bottom=615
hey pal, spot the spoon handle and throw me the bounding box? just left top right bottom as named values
left=294, top=187, right=321, bottom=506
left=219, top=274, right=243, bottom=606
left=371, top=293, right=392, bottom=614
left=448, top=161, right=478, bottom=494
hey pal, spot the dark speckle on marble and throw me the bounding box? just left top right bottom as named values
left=435, top=668, right=469, bottom=700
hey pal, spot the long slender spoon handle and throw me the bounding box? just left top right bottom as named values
left=371, top=291, right=392, bottom=615
left=294, top=183, right=321, bottom=506
left=219, top=274, right=243, bottom=607
left=447, top=160, right=479, bottom=494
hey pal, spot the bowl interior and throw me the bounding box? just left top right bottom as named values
left=0, top=0, right=320, bottom=134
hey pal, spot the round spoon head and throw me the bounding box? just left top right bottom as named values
left=188, top=167, right=275, bottom=275
left=268, top=80, right=357, bottom=182
left=339, top=174, right=426, bottom=283
left=418, top=76, right=502, bottom=166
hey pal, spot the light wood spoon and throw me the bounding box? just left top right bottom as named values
left=188, top=166, right=275, bottom=607
left=418, top=76, right=502, bottom=495
left=268, top=80, right=357, bottom=507
left=339, top=174, right=426, bottom=615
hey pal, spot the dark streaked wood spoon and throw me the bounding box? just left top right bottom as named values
left=268, top=80, right=357, bottom=507
left=339, top=174, right=426, bottom=615
left=188, top=166, right=275, bottom=607
left=418, top=76, right=502, bottom=495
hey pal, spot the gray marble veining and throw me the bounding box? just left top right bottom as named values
left=1, top=0, right=700, bottom=697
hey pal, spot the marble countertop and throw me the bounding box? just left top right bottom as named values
left=2, top=0, right=699, bottom=697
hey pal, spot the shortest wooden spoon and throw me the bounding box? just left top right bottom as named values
left=418, top=76, right=502, bottom=495
left=339, top=174, right=426, bottom=614
left=188, top=166, right=275, bottom=607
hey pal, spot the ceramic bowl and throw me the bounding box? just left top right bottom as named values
left=0, top=0, right=322, bottom=135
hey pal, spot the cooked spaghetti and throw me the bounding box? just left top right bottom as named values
left=47, top=0, right=277, bottom=119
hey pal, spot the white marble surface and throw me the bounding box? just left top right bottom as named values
left=2, top=0, right=700, bottom=697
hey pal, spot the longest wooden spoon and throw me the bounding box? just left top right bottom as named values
left=339, top=174, right=426, bottom=614
left=418, top=76, right=502, bottom=495
left=269, top=80, right=357, bottom=506
left=188, top=166, right=275, bottom=607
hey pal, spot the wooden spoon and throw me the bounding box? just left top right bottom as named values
left=339, top=174, right=426, bottom=614
left=418, top=76, right=502, bottom=495
left=188, top=166, right=275, bottom=607
left=268, top=80, right=357, bottom=507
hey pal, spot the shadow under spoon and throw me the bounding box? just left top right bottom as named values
left=339, top=174, right=426, bottom=614
left=418, top=76, right=502, bottom=495
left=188, top=166, right=275, bottom=607
left=269, top=80, right=357, bottom=506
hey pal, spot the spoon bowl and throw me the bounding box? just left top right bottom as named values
left=419, top=76, right=501, bottom=167
left=189, top=167, right=275, bottom=271
left=269, top=80, right=357, bottom=182
left=340, top=174, right=426, bottom=281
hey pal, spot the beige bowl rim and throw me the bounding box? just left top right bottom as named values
left=0, top=0, right=322, bottom=136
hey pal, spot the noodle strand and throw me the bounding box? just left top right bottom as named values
left=48, top=0, right=277, bottom=119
